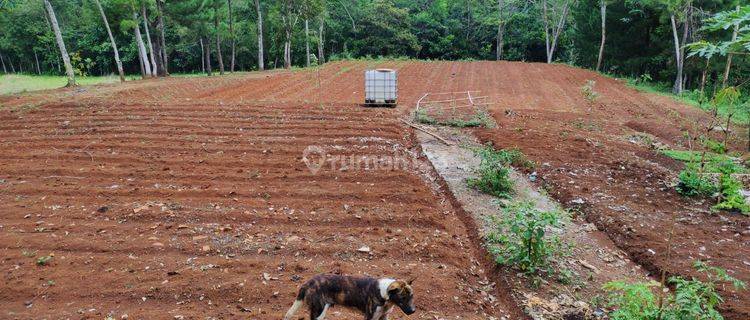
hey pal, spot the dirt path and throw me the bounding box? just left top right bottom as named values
left=416, top=127, right=653, bottom=319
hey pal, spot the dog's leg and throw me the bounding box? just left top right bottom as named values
left=310, top=303, right=329, bottom=320
left=369, top=306, right=383, bottom=320
left=316, top=304, right=330, bottom=320
left=283, top=299, right=303, bottom=320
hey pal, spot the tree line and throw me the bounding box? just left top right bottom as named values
left=0, top=0, right=747, bottom=94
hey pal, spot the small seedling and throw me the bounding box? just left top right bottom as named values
left=581, top=80, right=600, bottom=103
left=36, top=255, right=53, bottom=266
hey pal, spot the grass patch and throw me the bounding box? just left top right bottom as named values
left=414, top=108, right=495, bottom=128
left=0, top=74, right=125, bottom=95
left=661, top=150, right=745, bottom=174
left=622, top=77, right=749, bottom=125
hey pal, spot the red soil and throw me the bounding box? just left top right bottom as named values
left=1, top=61, right=747, bottom=319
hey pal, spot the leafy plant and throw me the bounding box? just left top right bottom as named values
left=636, top=73, right=653, bottom=84
left=712, top=161, right=750, bottom=215
left=70, top=52, right=94, bottom=77
left=603, top=261, right=746, bottom=320
left=36, top=255, right=53, bottom=266
left=486, top=201, right=563, bottom=275
left=702, top=138, right=727, bottom=154
left=467, top=145, right=516, bottom=198
left=581, top=80, right=600, bottom=102
left=675, top=163, right=717, bottom=197
left=661, top=150, right=746, bottom=174
left=602, top=280, right=661, bottom=320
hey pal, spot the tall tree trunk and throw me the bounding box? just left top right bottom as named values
left=152, top=27, right=165, bottom=76
left=9, top=55, right=16, bottom=73
left=700, top=58, right=709, bottom=96
left=0, top=52, right=6, bottom=73
left=317, top=16, right=324, bottom=64
left=670, top=14, right=683, bottom=94
left=596, top=0, right=606, bottom=71
left=679, top=7, right=689, bottom=91
left=255, top=0, right=264, bottom=71
left=305, top=19, right=310, bottom=67
left=228, top=0, right=235, bottom=72
left=214, top=5, right=225, bottom=75
left=34, top=50, right=41, bottom=75
left=156, top=0, right=168, bottom=75
left=721, top=5, right=740, bottom=88
left=205, top=37, right=213, bottom=76
left=94, top=0, right=125, bottom=82
left=199, top=38, right=205, bottom=73
left=142, top=4, right=157, bottom=76
left=44, top=0, right=75, bottom=86
left=497, top=0, right=505, bottom=60
left=136, top=35, right=145, bottom=77
left=542, top=0, right=551, bottom=63
left=548, top=0, right=570, bottom=63
left=133, top=11, right=152, bottom=78
left=284, top=31, right=292, bottom=69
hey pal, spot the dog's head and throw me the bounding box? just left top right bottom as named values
left=387, top=278, right=416, bottom=315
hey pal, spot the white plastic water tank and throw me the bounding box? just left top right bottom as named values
left=365, top=69, right=397, bottom=105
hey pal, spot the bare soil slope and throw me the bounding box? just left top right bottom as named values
left=1, top=60, right=747, bottom=319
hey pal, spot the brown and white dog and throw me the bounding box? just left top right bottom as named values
left=283, top=274, right=416, bottom=320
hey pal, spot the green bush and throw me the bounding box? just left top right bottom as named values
left=703, top=139, right=727, bottom=154
left=603, top=261, right=746, bottom=320
left=486, top=201, right=563, bottom=275
left=467, top=145, right=516, bottom=198
left=602, top=280, right=661, bottom=320
left=661, top=150, right=746, bottom=174
left=676, top=163, right=717, bottom=197
left=712, top=161, right=750, bottom=215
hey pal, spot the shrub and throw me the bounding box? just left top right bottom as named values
left=486, top=201, right=563, bottom=275
left=603, top=261, right=746, bottom=320
left=703, top=138, right=727, bottom=154
left=602, top=280, right=661, bottom=320
left=581, top=80, right=600, bottom=103
left=676, top=163, right=717, bottom=197
left=475, top=145, right=534, bottom=170
left=712, top=161, right=750, bottom=215
left=467, top=145, right=521, bottom=198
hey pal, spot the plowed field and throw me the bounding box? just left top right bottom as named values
left=1, top=60, right=748, bottom=319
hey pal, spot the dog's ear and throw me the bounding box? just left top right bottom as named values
left=387, top=281, right=403, bottom=295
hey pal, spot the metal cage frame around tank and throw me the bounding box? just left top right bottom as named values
left=364, top=69, right=398, bottom=105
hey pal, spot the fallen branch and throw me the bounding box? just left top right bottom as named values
left=400, top=119, right=453, bottom=146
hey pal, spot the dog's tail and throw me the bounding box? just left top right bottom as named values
left=283, top=286, right=307, bottom=320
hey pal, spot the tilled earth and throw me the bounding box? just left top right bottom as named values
left=1, top=60, right=748, bottom=319
left=0, top=67, right=515, bottom=319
